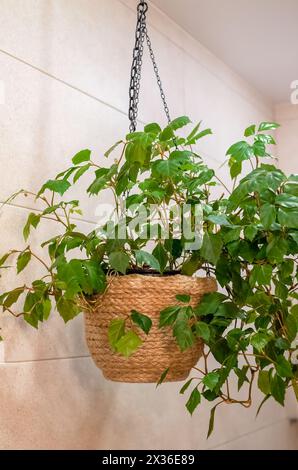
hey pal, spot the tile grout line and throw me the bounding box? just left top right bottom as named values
left=208, top=416, right=289, bottom=449
left=0, top=47, right=145, bottom=127
left=2, top=354, right=91, bottom=365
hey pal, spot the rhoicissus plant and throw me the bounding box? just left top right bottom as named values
left=0, top=116, right=297, bottom=436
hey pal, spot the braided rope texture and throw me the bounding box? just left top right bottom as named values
left=84, top=274, right=217, bottom=383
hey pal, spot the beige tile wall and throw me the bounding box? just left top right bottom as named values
left=0, top=0, right=296, bottom=450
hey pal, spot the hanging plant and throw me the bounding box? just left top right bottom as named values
left=0, top=0, right=297, bottom=436
left=1, top=116, right=297, bottom=435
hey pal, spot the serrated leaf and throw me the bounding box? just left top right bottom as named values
left=201, top=232, right=223, bottom=265
left=271, top=374, right=286, bottom=405
left=73, top=164, right=91, bottom=183
left=115, top=330, right=142, bottom=357
left=56, top=296, right=80, bottom=322
left=72, top=149, right=91, bottom=165
left=108, top=318, right=125, bottom=350
left=258, top=370, right=271, bottom=395
left=173, top=309, right=195, bottom=351
left=16, top=251, right=31, bottom=274
left=195, top=321, right=210, bottom=342
left=109, top=252, right=130, bottom=274
left=186, top=387, right=201, bottom=415
left=38, top=179, right=71, bottom=196
left=276, top=355, right=293, bottom=378
left=251, top=332, right=271, bottom=352
left=135, top=250, right=160, bottom=271
left=196, top=292, right=226, bottom=316
left=144, top=123, right=161, bottom=135
left=23, top=212, right=41, bottom=241
left=249, top=265, right=273, bottom=287
left=152, top=243, right=168, bottom=273
left=131, top=310, right=152, bottom=335
left=260, top=203, right=276, bottom=229
left=202, top=372, right=220, bottom=391
left=159, top=305, right=180, bottom=327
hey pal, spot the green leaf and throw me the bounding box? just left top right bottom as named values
left=253, top=140, right=266, bottom=157
left=144, top=123, right=161, bottom=135
left=173, top=309, right=195, bottom=351
left=244, top=225, right=258, bottom=241
left=73, top=163, right=91, bottom=183
left=203, top=372, right=220, bottom=391
left=108, top=319, right=125, bottom=350
left=104, top=140, right=122, bottom=158
left=270, top=374, right=286, bottom=405
left=156, top=367, right=170, bottom=387
left=152, top=159, right=180, bottom=178
left=159, top=306, right=180, bottom=327
left=195, top=321, right=210, bottom=342
left=1, top=286, right=25, bottom=309
left=175, top=294, right=191, bottom=303
left=260, top=203, right=276, bottom=229
left=23, top=212, right=41, bottom=241
left=226, top=141, right=253, bottom=162
left=181, top=253, right=202, bottom=276
left=256, top=395, right=270, bottom=417
left=201, top=232, right=223, bottom=265
left=249, top=265, right=273, bottom=287
left=56, top=296, right=80, bottom=322
left=186, top=388, right=201, bottom=415
left=251, top=332, right=271, bottom=352
left=196, top=292, right=227, bottom=316
left=42, top=298, right=51, bottom=320
left=276, top=193, right=298, bottom=208
left=207, top=214, right=231, bottom=226
left=16, top=250, right=31, bottom=274
left=187, top=128, right=212, bottom=144
left=285, top=314, right=297, bottom=342
left=258, top=122, right=280, bottom=131
left=258, top=370, right=271, bottom=395
left=72, top=149, right=91, bottom=165
left=109, top=252, right=130, bottom=274
left=229, top=160, right=242, bottom=179
left=276, top=355, right=293, bottom=378
left=115, top=330, right=142, bottom=357
left=135, top=250, right=160, bottom=271
left=244, top=124, right=256, bottom=137
left=180, top=378, right=193, bottom=395
left=160, top=116, right=191, bottom=141
left=0, top=252, right=14, bottom=267
left=38, top=179, right=71, bottom=196
left=235, top=366, right=249, bottom=391
left=131, top=310, right=152, bottom=335
left=278, top=208, right=298, bottom=229
left=207, top=406, right=217, bottom=438
left=152, top=243, right=168, bottom=274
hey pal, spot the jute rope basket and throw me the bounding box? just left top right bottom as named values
left=84, top=274, right=217, bottom=383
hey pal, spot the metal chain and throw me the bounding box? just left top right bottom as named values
left=128, top=0, right=171, bottom=132
left=145, top=30, right=171, bottom=125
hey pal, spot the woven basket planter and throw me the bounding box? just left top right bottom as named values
left=84, top=274, right=217, bottom=383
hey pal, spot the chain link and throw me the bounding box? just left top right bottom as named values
left=128, top=0, right=171, bottom=132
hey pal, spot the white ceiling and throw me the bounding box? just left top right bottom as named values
left=151, top=0, right=298, bottom=103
